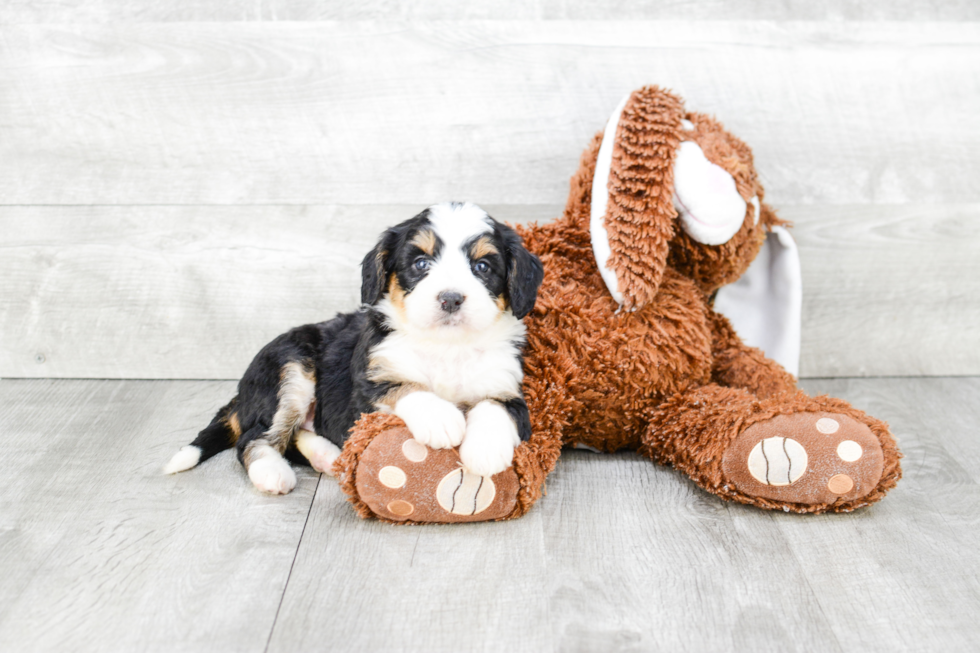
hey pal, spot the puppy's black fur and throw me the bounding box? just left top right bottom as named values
left=184, top=205, right=543, bottom=472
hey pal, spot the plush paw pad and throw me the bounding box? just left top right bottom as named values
left=722, top=412, right=884, bottom=506
left=353, top=427, right=520, bottom=523
left=436, top=468, right=497, bottom=516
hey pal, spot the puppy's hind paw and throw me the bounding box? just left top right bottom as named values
left=295, top=429, right=341, bottom=475
left=163, top=445, right=201, bottom=474
left=248, top=455, right=297, bottom=495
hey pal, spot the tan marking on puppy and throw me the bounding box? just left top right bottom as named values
left=411, top=229, right=438, bottom=256
left=242, top=438, right=270, bottom=469
left=386, top=275, right=408, bottom=324
left=244, top=361, right=316, bottom=467
left=495, top=295, right=509, bottom=313
left=469, top=235, right=499, bottom=260
left=225, top=412, right=242, bottom=444
left=371, top=380, right=428, bottom=410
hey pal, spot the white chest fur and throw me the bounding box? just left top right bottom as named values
left=369, top=316, right=526, bottom=406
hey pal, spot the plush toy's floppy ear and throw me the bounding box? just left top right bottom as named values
left=590, top=86, right=685, bottom=311
left=500, top=223, right=544, bottom=318
left=360, top=228, right=401, bottom=306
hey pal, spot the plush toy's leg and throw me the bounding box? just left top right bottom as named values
left=332, top=410, right=562, bottom=524
left=640, top=384, right=902, bottom=513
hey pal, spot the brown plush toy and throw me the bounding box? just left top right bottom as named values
left=334, top=86, right=902, bottom=523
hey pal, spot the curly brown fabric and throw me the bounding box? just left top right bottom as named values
left=640, top=387, right=902, bottom=513
left=515, top=85, right=901, bottom=513
left=603, top=87, right=685, bottom=310
left=335, top=84, right=902, bottom=521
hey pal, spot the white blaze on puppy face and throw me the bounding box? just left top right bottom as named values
left=402, top=202, right=501, bottom=337
left=372, top=202, right=527, bottom=407
left=672, top=141, right=748, bottom=246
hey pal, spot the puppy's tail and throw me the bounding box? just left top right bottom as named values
left=164, top=397, right=239, bottom=474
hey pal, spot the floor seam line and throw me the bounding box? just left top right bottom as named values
left=263, top=472, right=322, bottom=653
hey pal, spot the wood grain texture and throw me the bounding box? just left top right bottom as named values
left=3, top=203, right=976, bottom=379
left=0, top=204, right=554, bottom=379
left=0, top=379, right=320, bottom=653
left=1, top=22, right=978, bottom=206
left=791, top=377, right=980, bottom=651
left=795, top=203, right=980, bottom=377
left=535, top=454, right=843, bottom=652
left=4, top=0, right=978, bottom=23
left=0, top=377, right=976, bottom=651
left=266, top=481, right=554, bottom=653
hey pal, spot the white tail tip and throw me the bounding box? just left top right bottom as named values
left=164, top=445, right=202, bottom=474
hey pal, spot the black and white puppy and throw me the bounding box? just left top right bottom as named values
left=164, top=202, right=544, bottom=495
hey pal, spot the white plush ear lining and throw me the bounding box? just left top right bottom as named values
left=672, top=141, right=747, bottom=246
left=589, top=93, right=631, bottom=306
left=713, top=226, right=802, bottom=376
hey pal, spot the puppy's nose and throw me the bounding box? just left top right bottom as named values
left=438, top=291, right=465, bottom=314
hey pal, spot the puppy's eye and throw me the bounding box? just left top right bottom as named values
left=414, top=258, right=430, bottom=271
left=474, top=260, right=490, bottom=274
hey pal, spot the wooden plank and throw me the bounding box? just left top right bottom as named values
left=3, top=203, right=976, bottom=379
left=1, top=22, right=978, bottom=206
left=0, top=379, right=320, bottom=653
left=786, top=377, right=980, bottom=651
left=534, top=452, right=843, bottom=652
left=906, top=377, right=980, bottom=485
left=795, top=203, right=980, bottom=377
left=3, top=0, right=978, bottom=23
left=2, top=202, right=976, bottom=380
left=266, top=480, right=554, bottom=653
left=267, top=452, right=841, bottom=652
left=0, top=204, right=554, bottom=379
left=0, top=378, right=977, bottom=650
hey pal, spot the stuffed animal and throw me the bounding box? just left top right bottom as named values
left=334, top=86, right=902, bottom=522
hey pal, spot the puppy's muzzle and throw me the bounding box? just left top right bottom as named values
left=438, top=291, right=465, bottom=314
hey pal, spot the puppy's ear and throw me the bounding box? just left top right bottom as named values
left=360, top=228, right=400, bottom=305
left=500, top=223, right=544, bottom=319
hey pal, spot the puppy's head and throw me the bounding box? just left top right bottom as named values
left=361, top=202, right=543, bottom=333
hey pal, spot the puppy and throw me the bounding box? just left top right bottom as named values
left=164, top=202, right=544, bottom=495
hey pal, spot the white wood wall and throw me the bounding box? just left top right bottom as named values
left=2, top=12, right=978, bottom=379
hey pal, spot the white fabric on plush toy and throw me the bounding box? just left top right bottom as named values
left=672, top=141, right=748, bottom=246
left=714, top=226, right=802, bottom=377
left=590, top=93, right=631, bottom=306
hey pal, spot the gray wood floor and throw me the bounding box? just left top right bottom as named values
left=1, top=376, right=977, bottom=652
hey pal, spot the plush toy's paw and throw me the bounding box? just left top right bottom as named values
left=722, top=412, right=884, bottom=506
left=352, top=427, right=520, bottom=523
left=459, top=401, right=519, bottom=477
left=395, top=391, right=466, bottom=449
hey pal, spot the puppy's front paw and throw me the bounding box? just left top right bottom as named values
left=395, top=391, right=466, bottom=450
left=459, top=401, right=519, bottom=477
